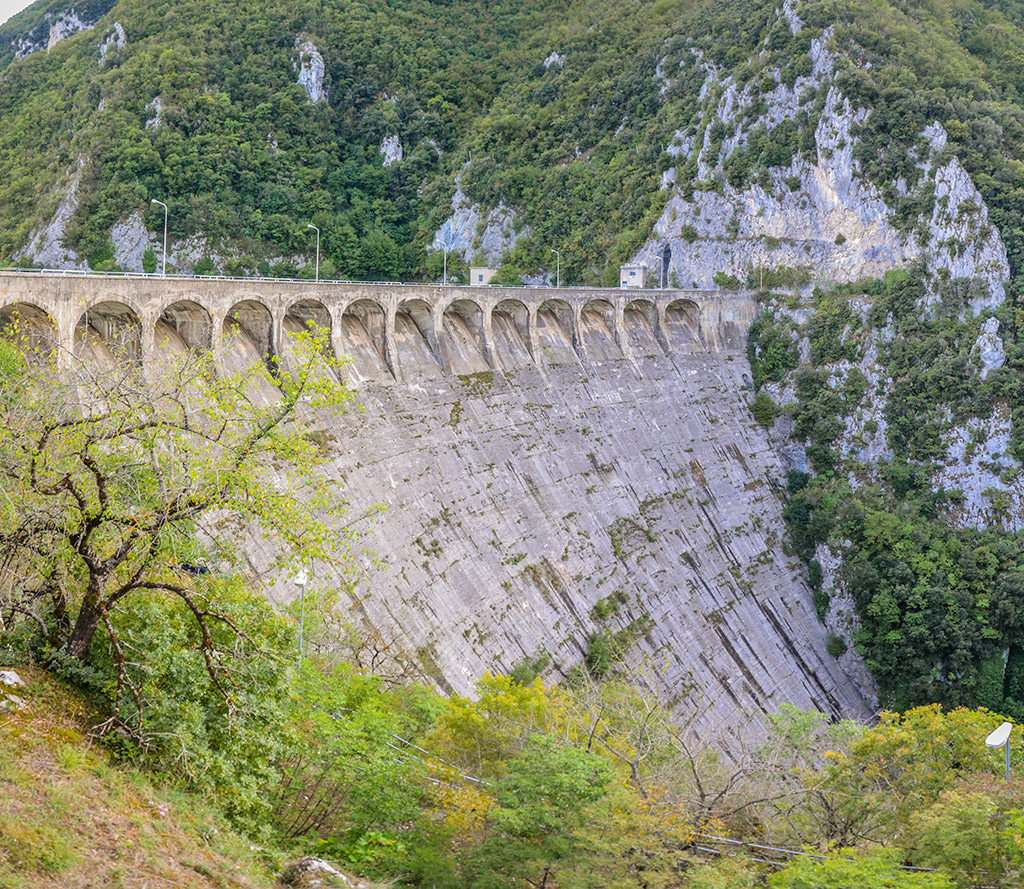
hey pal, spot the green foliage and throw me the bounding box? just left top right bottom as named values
left=142, top=246, right=157, bottom=274
left=750, top=390, right=780, bottom=427
left=747, top=310, right=799, bottom=389
left=461, top=736, right=613, bottom=888
left=769, top=847, right=954, bottom=889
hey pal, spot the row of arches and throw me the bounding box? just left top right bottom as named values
left=0, top=294, right=707, bottom=385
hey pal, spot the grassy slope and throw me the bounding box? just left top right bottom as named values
left=0, top=667, right=287, bottom=889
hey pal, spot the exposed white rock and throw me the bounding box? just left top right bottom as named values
left=145, top=97, right=163, bottom=129
left=99, top=23, right=126, bottom=61
left=544, top=51, right=565, bottom=69
left=975, top=317, right=1006, bottom=380
left=0, top=670, right=25, bottom=688
left=294, top=39, right=327, bottom=103
left=280, top=855, right=357, bottom=887
left=782, top=0, right=803, bottom=35
left=0, top=669, right=26, bottom=712
left=17, top=160, right=88, bottom=270
left=112, top=213, right=158, bottom=272
left=934, top=405, right=1023, bottom=530
left=665, top=131, right=694, bottom=157
left=923, top=120, right=947, bottom=153
left=925, top=157, right=1009, bottom=312
left=431, top=181, right=522, bottom=265
left=379, top=134, right=403, bottom=167
left=48, top=12, right=90, bottom=50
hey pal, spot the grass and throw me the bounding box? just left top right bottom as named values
left=0, top=667, right=282, bottom=888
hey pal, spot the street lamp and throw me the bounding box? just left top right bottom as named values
left=551, top=248, right=561, bottom=288
left=150, top=198, right=168, bottom=277
left=986, top=721, right=1013, bottom=782
left=294, top=570, right=309, bottom=668
left=307, top=224, right=320, bottom=282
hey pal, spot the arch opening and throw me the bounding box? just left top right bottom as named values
left=624, top=299, right=664, bottom=358
left=0, top=303, right=57, bottom=362
left=491, top=299, right=531, bottom=370
left=75, top=301, right=142, bottom=368
left=580, top=299, right=620, bottom=362
left=535, top=299, right=576, bottom=366
left=283, top=299, right=338, bottom=376
left=158, top=300, right=213, bottom=354
left=440, top=298, right=488, bottom=374
left=338, top=300, right=389, bottom=385
left=224, top=300, right=275, bottom=373
left=665, top=299, right=704, bottom=353
left=395, top=299, right=442, bottom=377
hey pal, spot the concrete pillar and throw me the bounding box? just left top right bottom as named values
left=613, top=298, right=627, bottom=359
left=383, top=305, right=398, bottom=380
left=527, top=305, right=540, bottom=365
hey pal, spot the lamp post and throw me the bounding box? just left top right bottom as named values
left=294, top=570, right=309, bottom=669
left=306, top=224, right=320, bottom=281
left=551, top=248, right=561, bottom=288
left=150, top=199, right=168, bottom=277
left=986, top=722, right=1013, bottom=782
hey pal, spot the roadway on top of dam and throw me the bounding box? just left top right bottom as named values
left=0, top=270, right=758, bottom=379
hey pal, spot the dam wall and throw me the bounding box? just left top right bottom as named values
left=0, top=272, right=872, bottom=735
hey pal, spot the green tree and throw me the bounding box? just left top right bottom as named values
left=0, top=327, right=352, bottom=708
left=461, top=735, right=613, bottom=889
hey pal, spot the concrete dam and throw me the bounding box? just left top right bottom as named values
left=0, top=272, right=873, bottom=734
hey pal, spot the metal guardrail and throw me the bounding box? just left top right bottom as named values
left=0, top=266, right=718, bottom=293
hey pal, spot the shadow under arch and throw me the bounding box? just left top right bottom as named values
left=338, top=299, right=390, bottom=384
left=0, top=302, right=58, bottom=362
left=580, top=298, right=620, bottom=362
left=395, top=298, right=442, bottom=377
left=283, top=298, right=338, bottom=377
left=491, top=298, right=531, bottom=370
left=535, top=298, right=577, bottom=366
left=665, top=298, right=705, bottom=353
left=223, top=299, right=275, bottom=375
left=75, top=301, right=142, bottom=368
left=440, top=298, right=488, bottom=374
left=158, top=300, right=213, bottom=353
left=624, top=297, right=665, bottom=358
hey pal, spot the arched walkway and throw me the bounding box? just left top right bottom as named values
left=0, top=302, right=58, bottom=361
left=580, top=299, right=620, bottom=362
left=535, top=299, right=577, bottom=366
left=665, top=299, right=704, bottom=353
left=624, top=299, right=665, bottom=357
left=440, top=299, right=488, bottom=374
left=339, top=300, right=390, bottom=385
left=490, top=299, right=532, bottom=370
left=75, top=301, right=142, bottom=368
left=395, top=298, right=442, bottom=377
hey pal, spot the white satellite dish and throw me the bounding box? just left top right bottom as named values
left=986, top=722, right=1013, bottom=749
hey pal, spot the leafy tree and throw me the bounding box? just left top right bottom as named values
left=0, top=327, right=353, bottom=724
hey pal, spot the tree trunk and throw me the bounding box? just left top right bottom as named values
left=61, top=578, right=105, bottom=659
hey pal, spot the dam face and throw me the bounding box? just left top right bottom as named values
left=0, top=272, right=872, bottom=733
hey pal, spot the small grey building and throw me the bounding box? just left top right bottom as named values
left=619, top=263, right=648, bottom=289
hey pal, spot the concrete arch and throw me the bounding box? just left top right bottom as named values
left=624, top=298, right=667, bottom=358
left=282, top=298, right=338, bottom=376
left=75, top=301, right=143, bottom=367
left=338, top=299, right=391, bottom=385
left=490, top=298, right=532, bottom=370
left=394, top=298, right=442, bottom=378
left=440, top=298, right=489, bottom=374
left=663, top=298, right=705, bottom=353
left=224, top=299, right=275, bottom=367
left=579, top=298, right=622, bottom=362
left=534, top=298, right=578, bottom=366
left=0, top=301, right=59, bottom=360
left=158, top=300, right=213, bottom=352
